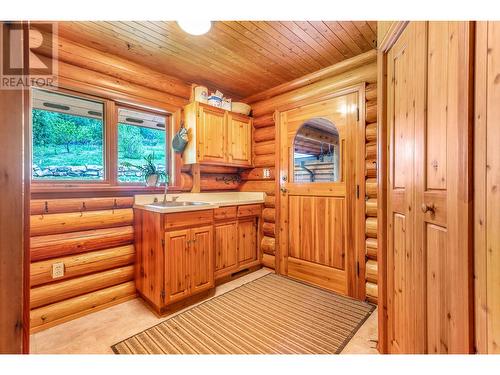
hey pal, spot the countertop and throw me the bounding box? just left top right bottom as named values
left=133, top=192, right=266, bottom=213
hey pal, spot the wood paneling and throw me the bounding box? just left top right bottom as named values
left=53, top=22, right=377, bottom=99
left=475, top=21, right=500, bottom=354
left=288, top=196, right=345, bottom=269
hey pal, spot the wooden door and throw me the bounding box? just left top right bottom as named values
left=237, top=218, right=258, bottom=265
left=278, top=93, right=360, bottom=296
left=190, top=225, right=214, bottom=295
left=198, top=105, right=226, bottom=163
left=227, top=113, right=252, bottom=166
left=164, top=229, right=190, bottom=303
left=386, top=21, right=473, bottom=354
left=214, top=222, right=238, bottom=276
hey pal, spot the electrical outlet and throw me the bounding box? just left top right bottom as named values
left=52, top=262, right=64, bottom=278
left=263, top=168, right=271, bottom=179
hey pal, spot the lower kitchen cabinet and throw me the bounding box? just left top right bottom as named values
left=214, top=222, right=238, bottom=275
left=214, top=205, right=261, bottom=280
left=165, top=226, right=214, bottom=305
left=135, top=203, right=261, bottom=315
left=238, top=218, right=258, bottom=265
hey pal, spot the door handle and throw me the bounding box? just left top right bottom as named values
left=280, top=187, right=288, bottom=193
left=421, top=203, right=436, bottom=214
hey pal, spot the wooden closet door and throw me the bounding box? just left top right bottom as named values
left=387, top=22, right=427, bottom=354
left=386, top=21, right=473, bottom=354
left=421, top=21, right=473, bottom=354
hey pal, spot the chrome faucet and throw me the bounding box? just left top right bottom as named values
left=162, top=181, right=169, bottom=203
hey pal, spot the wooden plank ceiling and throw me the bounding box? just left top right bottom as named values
left=57, top=21, right=377, bottom=99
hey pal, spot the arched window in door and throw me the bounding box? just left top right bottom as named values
left=293, top=118, right=340, bottom=183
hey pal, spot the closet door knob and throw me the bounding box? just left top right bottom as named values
left=421, top=203, right=435, bottom=214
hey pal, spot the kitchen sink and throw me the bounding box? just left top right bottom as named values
left=147, top=201, right=210, bottom=208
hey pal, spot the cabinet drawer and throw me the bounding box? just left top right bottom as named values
left=164, top=209, right=213, bottom=230
left=237, top=204, right=262, bottom=218
left=214, top=206, right=237, bottom=221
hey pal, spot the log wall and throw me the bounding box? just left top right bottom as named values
left=364, top=83, right=379, bottom=303
left=242, top=51, right=378, bottom=302
left=29, top=197, right=137, bottom=332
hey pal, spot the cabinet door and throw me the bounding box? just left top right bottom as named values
left=237, top=218, right=258, bottom=265
left=214, top=222, right=238, bottom=276
left=165, top=229, right=191, bottom=304
left=190, top=225, right=214, bottom=295
left=227, top=114, right=252, bottom=166
left=198, top=106, right=226, bottom=163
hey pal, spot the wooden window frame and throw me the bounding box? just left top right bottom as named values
left=30, top=85, right=183, bottom=195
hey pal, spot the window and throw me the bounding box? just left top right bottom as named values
left=293, top=118, right=340, bottom=183
left=117, top=108, right=167, bottom=183
left=31, top=88, right=105, bottom=181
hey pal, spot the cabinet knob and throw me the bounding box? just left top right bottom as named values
left=421, top=203, right=435, bottom=214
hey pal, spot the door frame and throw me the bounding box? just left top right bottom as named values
left=275, top=83, right=367, bottom=300
left=376, top=20, right=410, bottom=355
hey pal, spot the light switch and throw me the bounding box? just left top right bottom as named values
left=52, top=262, right=65, bottom=278
left=263, top=168, right=270, bottom=179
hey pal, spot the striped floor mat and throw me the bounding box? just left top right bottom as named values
left=112, top=274, right=374, bottom=354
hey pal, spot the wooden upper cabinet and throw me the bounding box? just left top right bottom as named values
left=198, top=105, right=226, bottom=163
left=227, top=113, right=252, bottom=166
left=184, top=102, right=253, bottom=167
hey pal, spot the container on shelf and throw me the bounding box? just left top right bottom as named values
left=193, top=85, right=208, bottom=103
left=232, top=102, right=251, bottom=115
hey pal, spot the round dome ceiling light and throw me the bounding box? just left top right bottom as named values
left=177, top=20, right=212, bottom=36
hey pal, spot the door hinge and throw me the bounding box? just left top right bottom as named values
left=160, top=290, right=166, bottom=301
left=161, top=239, right=165, bottom=249
left=356, top=261, right=360, bottom=276
left=356, top=184, right=360, bottom=199
left=356, top=107, right=360, bottom=121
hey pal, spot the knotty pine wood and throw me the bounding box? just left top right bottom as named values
left=30, top=265, right=134, bottom=308
left=30, top=209, right=133, bottom=237
left=30, top=281, right=136, bottom=330
left=0, top=22, right=29, bottom=352
left=30, top=245, right=135, bottom=287
left=366, top=238, right=377, bottom=260
left=475, top=21, right=500, bottom=354
left=35, top=32, right=191, bottom=100
left=54, top=22, right=376, bottom=99
left=384, top=21, right=473, bottom=354
left=30, top=226, right=134, bottom=262
left=244, top=57, right=377, bottom=278
left=30, top=197, right=134, bottom=215
left=29, top=196, right=136, bottom=333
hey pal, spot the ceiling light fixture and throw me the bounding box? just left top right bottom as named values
left=177, top=20, right=212, bottom=36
